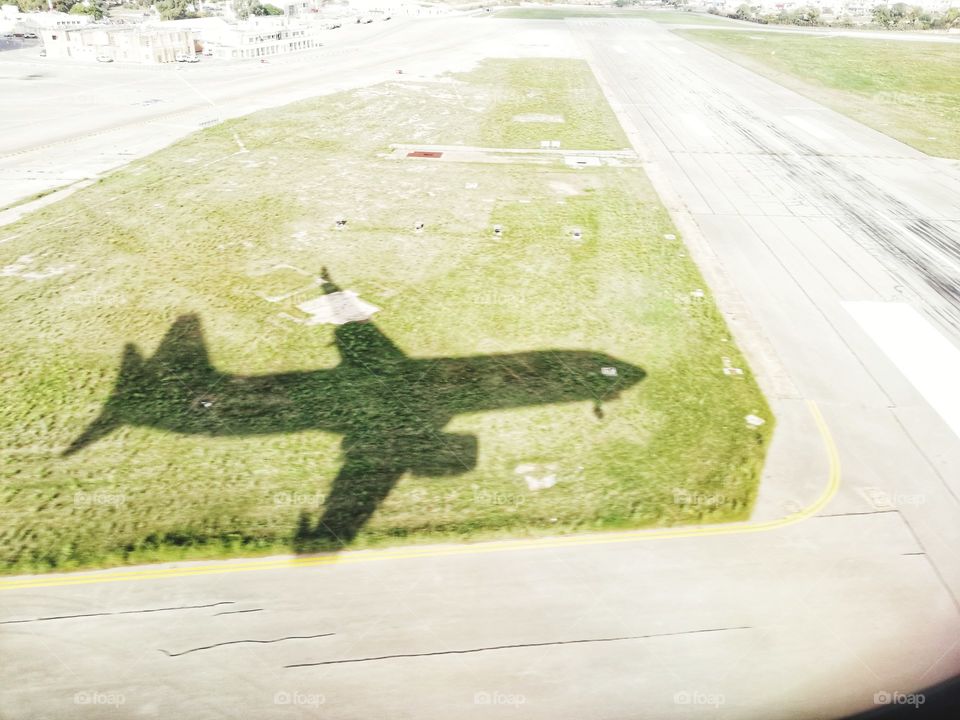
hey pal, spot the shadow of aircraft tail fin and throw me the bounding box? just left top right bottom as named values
left=63, top=343, right=144, bottom=456
left=149, top=314, right=212, bottom=380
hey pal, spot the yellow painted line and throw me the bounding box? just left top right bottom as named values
left=0, top=400, right=840, bottom=592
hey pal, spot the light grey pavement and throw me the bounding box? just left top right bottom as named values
left=3, top=15, right=960, bottom=720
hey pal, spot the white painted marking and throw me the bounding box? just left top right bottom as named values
left=785, top=115, right=833, bottom=141
left=845, top=302, right=960, bottom=439
left=298, top=291, right=380, bottom=325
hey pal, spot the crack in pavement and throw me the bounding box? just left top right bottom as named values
left=0, top=601, right=235, bottom=625
left=160, top=632, right=335, bottom=657
left=285, top=626, right=752, bottom=668
left=213, top=608, right=264, bottom=616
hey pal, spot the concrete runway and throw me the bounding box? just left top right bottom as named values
left=3, top=16, right=960, bottom=720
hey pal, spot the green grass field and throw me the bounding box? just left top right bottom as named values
left=0, top=58, right=771, bottom=573
left=676, top=30, right=960, bottom=159
left=495, top=7, right=737, bottom=23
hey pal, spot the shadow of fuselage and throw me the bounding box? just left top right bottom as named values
left=64, top=279, right=645, bottom=548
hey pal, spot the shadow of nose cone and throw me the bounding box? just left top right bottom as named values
left=617, top=360, right=646, bottom=387
left=597, top=355, right=646, bottom=398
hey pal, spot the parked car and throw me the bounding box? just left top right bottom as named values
left=96, top=55, right=113, bottom=63
left=23, top=32, right=38, bottom=39
left=39, top=48, right=46, bottom=57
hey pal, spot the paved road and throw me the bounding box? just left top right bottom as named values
left=3, top=16, right=960, bottom=720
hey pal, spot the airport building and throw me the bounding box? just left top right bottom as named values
left=154, top=16, right=320, bottom=60
left=39, top=25, right=195, bottom=63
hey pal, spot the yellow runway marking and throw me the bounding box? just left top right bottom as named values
left=0, top=401, right=840, bottom=592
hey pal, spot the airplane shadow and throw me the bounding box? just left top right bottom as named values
left=64, top=274, right=646, bottom=552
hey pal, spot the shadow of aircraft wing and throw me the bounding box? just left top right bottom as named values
left=295, top=430, right=478, bottom=549
left=294, top=448, right=406, bottom=550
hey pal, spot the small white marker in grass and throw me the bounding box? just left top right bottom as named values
left=601, top=366, right=618, bottom=377
left=664, top=233, right=676, bottom=240
left=745, top=414, right=765, bottom=428
left=721, top=356, right=744, bottom=376
left=690, top=289, right=705, bottom=299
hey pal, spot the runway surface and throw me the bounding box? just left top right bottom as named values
left=2, top=16, right=960, bottom=720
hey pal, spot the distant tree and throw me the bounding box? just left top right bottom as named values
left=70, top=0, right=107, bottom=20
left=156, top=0, right=190, bottom=19
left=231, top=0, right=258, bottom=19
left=872, top=5, right=894, bottom=27
left=792, top=6, right=821, bottom=24
left=733, top=3, right=752, bottom=20
left=253, top=2, right=284, bottom=15
left=15, top=0, right=46, bottom=11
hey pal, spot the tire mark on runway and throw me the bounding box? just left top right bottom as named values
left=161, top=632, right=334, bottom=657
left=1, top=601, right=235, bottom=624
left=708, top=96, right=960, bottom=334
left=285, top=626, right=752, bottom=668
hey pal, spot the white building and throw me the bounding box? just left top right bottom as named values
left=40, top=25, right=195, bottom=63
left=154, top=16, right=321, bottom=59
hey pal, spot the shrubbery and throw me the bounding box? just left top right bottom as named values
left=724, top=3, right=959, bottom=30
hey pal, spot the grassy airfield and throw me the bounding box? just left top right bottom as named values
left=0, top=58, right=771, bottom=573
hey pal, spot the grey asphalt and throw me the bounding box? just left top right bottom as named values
left=3, top=16, right=960, bottom=720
